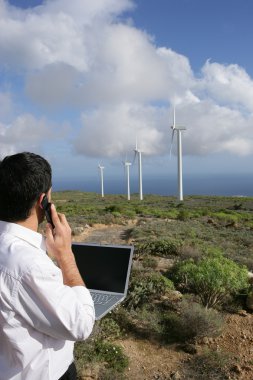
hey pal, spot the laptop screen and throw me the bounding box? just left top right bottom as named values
left=72, top=243, right=133, bottom=293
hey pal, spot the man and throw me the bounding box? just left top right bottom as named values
left=0, top=152, right=95, bottom=380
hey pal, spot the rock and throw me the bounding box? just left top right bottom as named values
left=170, top=371, right=181, bottom=380
left=179, top=343, right=197, bottom=354
left=163, top=290, right=183, bottom=303
left=72, top=226, right=84, bottom=236
left=237, top=309, right=247, bottom=317
left=243, top=365, right=252, bottom=372
left=80, top=366, right=97, bottom=379
left=207, top=218, right=218, bottom=226
left=202, top=337, right=209, bottom=344
left=231, top=364, right=242, bottom=374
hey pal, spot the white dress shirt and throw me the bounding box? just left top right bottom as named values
left=0, top=221, right=95, bottom=380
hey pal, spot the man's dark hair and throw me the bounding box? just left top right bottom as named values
left=0, top=152, right=52, bottom=222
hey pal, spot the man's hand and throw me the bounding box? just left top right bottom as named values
left=45, top=204, right=85, bottom=287
left=45, top=204, right=72, bottom=263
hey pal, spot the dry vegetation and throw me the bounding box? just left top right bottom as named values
left=51, top=191, right=253, bottom=380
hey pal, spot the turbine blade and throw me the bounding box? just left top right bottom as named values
left=132, top=150, right=137, bottom=165
left=169, top=129, right=175, bottom=158
left=135, top=137, right=138, bottom=151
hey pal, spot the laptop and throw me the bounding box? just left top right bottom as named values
left=72, top=243, right=134, bottom=320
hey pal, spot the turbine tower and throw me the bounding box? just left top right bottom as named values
left=133, top=139, right=143, bottom=201
left=98, top=163, right=105, bottom=198
left=170, top=107, right=186, bottom=201
left=123, top=159, right=132, bottom=201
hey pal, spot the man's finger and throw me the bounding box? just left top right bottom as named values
left=50, top=204, right=61, bottom=226
left=57, top=212, right=68, bottom=225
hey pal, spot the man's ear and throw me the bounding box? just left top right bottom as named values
left=38, top=193, right=46, bottom=209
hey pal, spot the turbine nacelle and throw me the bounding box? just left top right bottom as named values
left=171, top=125, right=186, bottom=131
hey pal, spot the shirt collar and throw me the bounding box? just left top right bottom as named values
left=0, top=220, right=46, bottom=251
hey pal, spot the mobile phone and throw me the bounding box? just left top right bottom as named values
left=41, top=195, right=55, bottom=228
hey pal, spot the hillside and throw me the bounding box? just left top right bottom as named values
left=50, top=192, right=253, bottom=379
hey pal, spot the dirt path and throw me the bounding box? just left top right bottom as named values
left=73, top=221, right=136, bottom=245
left=120, top=338, right=187, bottom=380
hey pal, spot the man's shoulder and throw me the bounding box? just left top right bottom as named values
left=0, top=233, right=58, bottom=281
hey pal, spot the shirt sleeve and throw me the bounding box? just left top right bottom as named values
left=13, top=256, right=95, bottom=341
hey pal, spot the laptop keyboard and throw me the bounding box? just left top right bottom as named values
left=91, top=293, right=118, bottom=305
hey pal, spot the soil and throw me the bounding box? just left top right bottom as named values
left=73, top=222, right=253, bottom=380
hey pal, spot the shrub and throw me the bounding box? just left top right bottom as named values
left=111, top=211, right=122, bottom=217
left=135, top=238, right=182, bottom=258
left=180, top=244, right=203, bottom=261
left=111, top=303, right=165, bottom=340
left=172, top=252, right=249, bottom=308
left=186, top=348, right=233, bottom=379
left=74, top=339, right=128, bottom=376
left=162, top=299, right=224, bottom=343
left=124, top=270, right=174, bottom=309
left=177, top=209, right=190, bottom=221
left=124, top=209, right=136, bottom=218
left=93, top=340, right=128, bottom=373
left=95, top=318, right=123, bottom=341
left=105, top=205, right=123, bottom=214
left=213, top=211, right=238, bottom=224
left=142, top=255, right=158, bottom=269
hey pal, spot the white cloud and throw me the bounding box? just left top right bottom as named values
left=0, top=110, right=70, bottom=159
left=75, top=103, right=166, bottom=157
left=0, top=113, right=52, bottom=156
left=222, top=138, right=253, bottom=156
left=199, top=61, right=253, bottom=111
left=0, top=0, right=134, bottom=71
left=174, top=100, right=253, bottom=156
left=25, top=23, right=194, bottom=107
left=25, top=63, right=80, bottom=107
left=1, top=0, right=253, bottom=160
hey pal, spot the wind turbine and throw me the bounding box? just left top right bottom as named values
left=170, top=107, right=186, bottom=201
left=122, top=159, right=132, bottom=201
left=133, top=139, right=143, bottom=201
left=98, top=164, right=105, bottom=198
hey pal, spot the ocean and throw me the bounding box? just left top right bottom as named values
left=53, top=173, right=253, bottom=197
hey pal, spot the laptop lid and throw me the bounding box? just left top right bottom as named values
left=71, top=243, right=134, bottom=294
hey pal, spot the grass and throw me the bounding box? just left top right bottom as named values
left=50, top=191, right=253, bottom=378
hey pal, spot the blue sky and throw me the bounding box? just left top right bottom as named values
left=1, top=0, right=253, bottom=191
left=128, top=0, right=253, bottom=76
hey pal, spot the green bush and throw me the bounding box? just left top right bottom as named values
left=212, top=211, right=239, bottom=224
left=172, top=252, right=249, bottom=308
left=142, top=255, right=158, bottom=269
left=95, top=318, right=123, bottom=341
left=124, top=209, right=136, bottom=218
left=111, top=211, right=122, bottom=217
left=74, top=339, right=128, bottom=376
left=93, top=340, right=128, bottom=373
left=177, top=209, right=190, bottom=221
left=124, top=270, right=174, bottom=309
left=135, top=238, right=182, bottom=258
left=105, top=205, right=123, bottom=214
